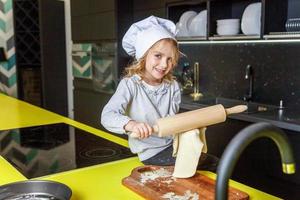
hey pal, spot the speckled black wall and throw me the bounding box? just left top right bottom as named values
left=178, top=41, right=300, bottom=108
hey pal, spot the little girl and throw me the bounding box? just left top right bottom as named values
left=101, top=16, right=218, bottom=169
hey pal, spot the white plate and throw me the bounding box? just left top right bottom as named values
left=241, top=2, right=262, bottom=35
left=188, top=10, right=207, bottom=37
left=177, top=10, right=197, bottom=37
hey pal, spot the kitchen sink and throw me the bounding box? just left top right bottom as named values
left=194, top=97, right=278, bottom=114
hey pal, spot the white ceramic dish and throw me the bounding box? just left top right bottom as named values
left=216, top=18, right=240, bottom=36
left=176, top=22, right=188, bottom=37
left=188, top=10, right=207, bottom=37
left=217, top=26, right=240, bottom=36
left=241, top=2, right=262, bottom=35
left=177, top=10, right=197, bottom=37
left=217, top=19, right=240, bottom=25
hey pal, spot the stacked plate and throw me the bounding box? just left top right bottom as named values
left=188, top=10, right=207, bottom=37
left=241, top=2, right=262, bottom=35
left=216, top=19, right=240, bottom=36
left=285, top=18, right=300, bottom=32
left=176, top=10, right=207, bottom=37
left=176, top=11, right=197, bottom=37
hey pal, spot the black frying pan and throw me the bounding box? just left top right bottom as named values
left=0, top=180, right=72, bottom=200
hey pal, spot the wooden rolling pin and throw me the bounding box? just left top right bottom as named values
left=130, top=104, right=247, bottom=138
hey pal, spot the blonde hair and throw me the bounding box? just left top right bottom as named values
left=124, top=38, right=179, bottom=82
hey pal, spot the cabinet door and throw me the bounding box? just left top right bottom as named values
left=71, top=0, right=90, bottom=17
left=73, top=77, right=113, bottom=131
left=72, top=15, right=92, bottom=42
left=14, top=0, right=68, bottom=116
left=74, top=87, right=111, bottom=131
left=90, top=0, right=115, bottom=13
left=39, top=0, right=68, bottom=116
left=134, top=8, right=166, bottom=21
left=133, top=0, right=166, bottom=10
left=90, top=12, right=116, bottom=40
left=71, top=0, right=116, bottom=41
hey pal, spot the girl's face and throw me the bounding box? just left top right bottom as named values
left=143, top=39, right=176, bottom=85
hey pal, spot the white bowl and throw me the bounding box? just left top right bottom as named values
left=177, top=11, right=197, bottom=37
left=241, top=2, right=262, bottom=35
left=217, top=24, right=240, bottom=36
left=188, top=10, right=207, bottom=37
left=217, top=19, right=240, bottom=25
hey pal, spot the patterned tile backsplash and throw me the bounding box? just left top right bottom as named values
left=72, top=42, right=117, bottom=93
left=0, top=0, right=17, bottom=97
left=72, top=43, right=92, bottom=79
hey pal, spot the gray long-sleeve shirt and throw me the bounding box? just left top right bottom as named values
left=101, top=74, right=181, bottom=161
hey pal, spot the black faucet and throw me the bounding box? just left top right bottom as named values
left=215, top=122, right=296, bottom=200
left=243, top=65, right=254, bottom=102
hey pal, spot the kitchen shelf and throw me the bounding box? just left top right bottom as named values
left=209, top=34, right=260, bottom=41
left=264, top=32, right=300, bottom=39
left=176, top=36, right=207, bottom=41
left=166, top=0, right=299, bottom=42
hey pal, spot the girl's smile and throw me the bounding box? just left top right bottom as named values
left=143, top=39, right=175, bottom=85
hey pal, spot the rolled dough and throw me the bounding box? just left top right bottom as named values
left=172, top=128, right=207, bottom=178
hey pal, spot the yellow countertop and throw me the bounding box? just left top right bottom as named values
left=0, top=93, right=281, bottom=199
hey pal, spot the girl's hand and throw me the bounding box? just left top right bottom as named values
left=125, top=120, right=152, bottom=139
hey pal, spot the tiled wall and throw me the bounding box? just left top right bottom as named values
left=72, top=42, right=117, bottom=93
left=72, top=43, right=92, bottom=79
left=0, top=0, right=17, bottom=97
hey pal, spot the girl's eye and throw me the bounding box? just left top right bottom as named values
left=155, top=54, right=161, bottom=58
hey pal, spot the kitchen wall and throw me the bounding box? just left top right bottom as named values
left=0, top=0, right=17, bottom=97
left=179, top=40, right=300, bottom=108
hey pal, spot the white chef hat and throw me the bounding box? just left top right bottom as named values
left=122, top=15, right=177, bottom=60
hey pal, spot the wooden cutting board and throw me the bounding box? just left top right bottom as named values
left=122, top=165, right=249, bottom=200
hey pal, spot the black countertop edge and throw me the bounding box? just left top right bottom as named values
left=180, top=101, right=300, bottom=133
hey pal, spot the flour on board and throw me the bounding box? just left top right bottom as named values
left=162, top=190, right=199, bottom=200
left=140, top=168, right=172, bottom=183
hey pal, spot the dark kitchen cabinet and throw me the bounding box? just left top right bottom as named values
left=133, top=0, right=166, bottom=20
left=71, top=0, right=116, bottom=41
left=73, top=78, right=129, bottom=139
left=71, top=0, right=187, bottom=41
left=13, top=0, right=68, bottom=116
left=73, top=79, right=111, bottom=131
left=133, top=0, right=178, bottom=21
left=73, top=78, right=115, bottom=133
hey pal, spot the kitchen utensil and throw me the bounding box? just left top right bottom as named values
left=122, top=165, right=249, bottom=200
left=0, top=180, right=72, bottom=200
left=130, top=104, right=247, bottom=138
left=188, top=10, right=207, bottom=37
left=241, top=2, right=262, bottom=35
